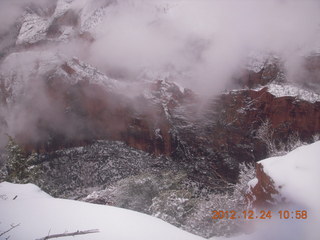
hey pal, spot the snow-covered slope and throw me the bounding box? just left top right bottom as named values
left=15, top=0, right=112, bottom=45
left=243, top=141, right=320, bottom=240
left=261, top=142, right=320, bottom=240
left=259, top=141, right=320, bottom=211
left=0, top=182, right=204, bottom=240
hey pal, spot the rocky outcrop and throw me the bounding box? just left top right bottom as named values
left=246, top=163, right=279, bottom=208
left=246, top=141, right=320, bottom=209
left=211, top=87, right=320, bottom=148
left=235, top=61, right=283, bottom=88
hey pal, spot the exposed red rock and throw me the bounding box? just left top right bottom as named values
left=207, top=88, right=320, bottom=160
left=246, top=163, right=279, bottom=208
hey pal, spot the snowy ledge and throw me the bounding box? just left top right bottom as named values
left=255, top=83, right=320, bottom=103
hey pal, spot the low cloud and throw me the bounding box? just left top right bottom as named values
left=85, top=0, right=320, bottom=93
left=0, top=0, right=320, bottom=148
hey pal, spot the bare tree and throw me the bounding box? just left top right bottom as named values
left=256, top=119, right=277, bottom=155
left=35, top=229, right=99, bottom=240
left=0, top=223, right=20, bottom=239
left=256, top=119, right=306, bottom=156
left=182, top=163, right=256, bottom=238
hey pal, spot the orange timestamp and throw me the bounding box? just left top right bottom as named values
left=212, top=210, right=308, bottom=220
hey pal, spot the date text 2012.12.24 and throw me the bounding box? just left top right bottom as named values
left=211, top=210, right=308, bottom=220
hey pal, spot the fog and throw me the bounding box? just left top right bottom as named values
left=0, top=0, right=320, bottom=147
left=1, top=0, right=320, bottom=91
left=85, top=0, right=320, bottom=93
left=0, top=0, right=54, bottom=32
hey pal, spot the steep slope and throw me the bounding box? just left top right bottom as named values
left=244, top=141, right=320, bottom=240
left=247, top=141, right=320, bottom=210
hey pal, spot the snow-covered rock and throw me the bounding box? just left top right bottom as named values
left=54, top=57, right=119, bottom=88
left=16, top=13, right=50, bottom=45
left=258, top=141, right=320, bottom=209
left=245, top=141, right=320, bottom=240
left=256, top=83, right=320, bottom=103
left=15, top=0, right=112, bottom=45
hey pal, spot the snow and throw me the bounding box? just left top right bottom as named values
left=16, top=14, right=50, bottom=45
left=236, top=141, right=320, bottom=240
left=54, top=0, right=73, bottom=19
left=56, top=57, right=121, bottom=90
left=0, top=182, right=205, bottom=240
left=0, top=182, right=51, bottom=200
left=259, top=83, right=320, bottom=103
left=55, top=0, right=108, bottom=33
left=247, top=178, right=258, bottom=189
left=174, top=81, right=185, bottom=94
left=231, top=82, right=320, bottom=103
left=78, top=0, right=113, bottom=33
left=80, top=7, right=106, bottom=32
left=259, top=141, right=320, bottom=211
left=16, top=0, right=109, bottom=44
left=154, top=128, right=163, bottom=139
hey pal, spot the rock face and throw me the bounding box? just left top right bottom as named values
left=235, top=61, right=283, bottom=88
left=17, top=65, right=193, bottom=157
left=246, top=163, right=279, bottom=208
left=210, top=87, right=320, bottom=153
left=246, top=141, right=320, bottom=210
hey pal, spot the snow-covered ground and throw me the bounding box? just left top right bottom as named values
left=0, top=182, right=204, bottom=240
left=256, top=83, right=320, bottom=103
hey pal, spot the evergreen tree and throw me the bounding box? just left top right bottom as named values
left=6, top=136, right=27, bottom=182
left=5, top=136, right=40, bottom=183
